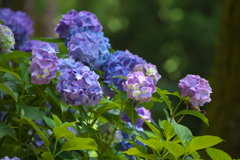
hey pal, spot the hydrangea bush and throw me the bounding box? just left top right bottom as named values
left=0, top=8, right=235, bottom=160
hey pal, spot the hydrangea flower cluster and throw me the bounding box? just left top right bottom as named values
left=0, top=24, right=15, bottom=53
left=55, top=9, right=102, bottom=39
left=178, top=74, right=212, bottom=106
left=98, top=123, right=122, bottom=145
left=121, top=106, right=151, bottom=128
left=102, top=50, right=146, bottom=91
left=67, top=31, right=110, bottom=70
left=58, top=58, right=84, bottom=72
left=56, top=64, right=102, bottom=106
left=122, top=71, right=156, bottom=103
left=20, top=40, right=59, bottom=53
left=0, top=8, right=33, bottom=49
left=132, top=63, right=161, bottom=85
left=30, top=42, right=58, bottom=84
left=0, top=156, right=20, bottom=160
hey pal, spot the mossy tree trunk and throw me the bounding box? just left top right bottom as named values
left=202, top=0, right=240, bottom=158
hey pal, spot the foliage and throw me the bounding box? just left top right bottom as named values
left=0, top=7, right=234, bottom=160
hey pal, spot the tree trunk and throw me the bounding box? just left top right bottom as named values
left=202, top=0, right=240, bottom=158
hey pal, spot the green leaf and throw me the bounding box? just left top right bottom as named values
left=43, top=115, right=56, bottom=129
left=42, top=151, right=54, bottom=160
left=140, top=116, right=163, bottom=140
left=100, top=98, right=121, bottom=109
left=0, top=66, right=21, bottom=80
left=60, top=137, right=98, bottom=152
left=173, top=123, right=192, bottom=146
left=160, top=141, right=185, bottom=159
left=175, top=110, right=209, bottom=126
left=0, top=144, right=24, bottom=159
left=23, top=117, right=50, bottom=148
left=4, top=50, right=31, bottom=63
left=125, top=104, right=138, bottom=125
left=0, top=123, right=16, bottom=138
left=113, top=76, right=126, bottom=80
left=122, top=147, right=158, bottom=160
left=156, top=88, right=172, bottom=110
left=206, top=148, right=232, bottom=160
left=0, top=83, right=18, bottom=101
left=62, top=121, right=77, bottom=129
left=140, top=139, right=163, bottom=152
left=161, top=120, right=176, bottom=140
left=19, top=63, right=30, bottom=83
left=94, top=103, right=119, bottom=119
left=52, top=113, right=62, bottom=127
left=189, top=136, right=223, bottom=153
left=19, top=102, right=45, bottom=123
left=142, top=100, right=154, bottom=110
left=53, top=126, right=76, bottom=142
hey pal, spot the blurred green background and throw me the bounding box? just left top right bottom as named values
left=5, top=0, right=240, bottom=158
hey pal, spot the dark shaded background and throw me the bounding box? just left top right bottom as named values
left=3, top=0, right=240, bottom=158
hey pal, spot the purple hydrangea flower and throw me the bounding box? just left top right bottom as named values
left=121, top=107, right=151, bottom=128
left=0, top=24, right=15, bottom=53
left=0, top=8, right=34, bottom=49
left=30, top=42, right=58, bottom=84
left=55, top=10, right=102, bottom=39
left=67, top=31, right=110, bottom=70
left=178, top=74, right=212, bottom=106
left=122, top=71, right=156, bottom=103
left=132, top=63, right=161, bottom=85
left=0, top=156, right=20, bottom=160
left=56, top=65, right=102, bottom=106
left=102, top=50, right=146, bottom=91
left=58, top=58, right=85, bottom=72
left=20, top=40, right=59, bottom=52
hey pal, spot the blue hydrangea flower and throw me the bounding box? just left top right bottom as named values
left=0, top=24, right=15, bottom=53
left=132, top=63, right=161, bottom=85
left=30, top=42, right=58, bottom=84
left=0, top=8, right=34, bottom=49
left=67, top=31, right=110, bottom=70
left=20, top=40, right=59, bottom=52
left=56, top=64, right=102, bottom=106
left=102, top=50, right=146, bottom=91
left=0, top=156, right=20, bottom=160
left=178, top=74, right=212, bottom=106
left=58, top=58, right=85, bottom=73
left=122, top=71, right=156, bottom=103
left=121, top=107, right=151, bottom=128
left=55, top=9, right=102, bottom=39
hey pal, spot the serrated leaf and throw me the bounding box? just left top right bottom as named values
left=142, top=100, right=154, bottom=110
left=173, top=123, right=192, bottom=146
left=0, top=66, right=21, bottom=80
left=94, top=103, right=119, bottom=119
left=19, top=102, right=45, bottom=123
left=175, top=110, right=209, bottom=126
left=156, top=88, right=172, bottom=110
left=189, top=136, right=223, bottom=153
left=60, top=137, right=98, bottom=152
left=206, top=148, right=232, bottom=160
left=0, top=83, right=17, bottom=101
left=122, top=147, right=158, bottom=160
left=23, top=117, right=50, bottom=148
left=0, top=123, right=16, bottom=138
left=19, top=63, right=30, bottom=83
